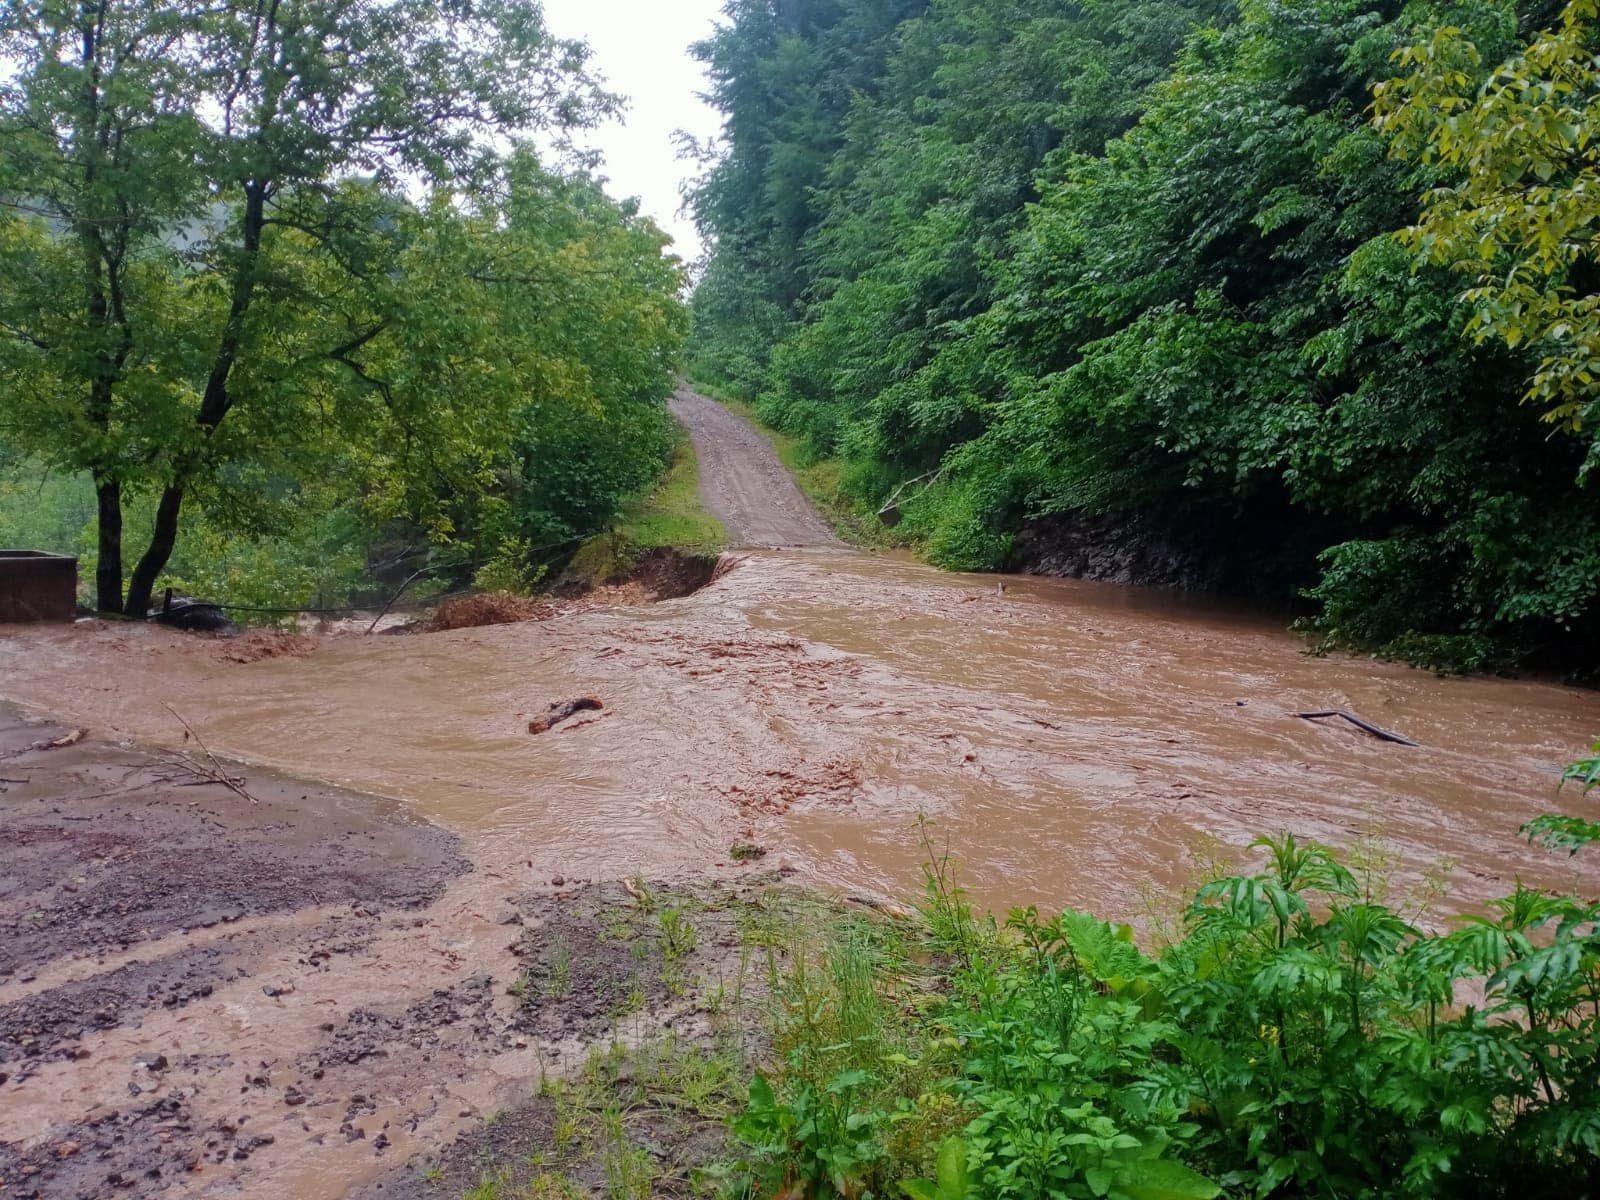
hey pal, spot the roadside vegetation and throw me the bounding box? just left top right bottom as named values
left=685, top=0, right=1600, bottom=674
left=0, top=0, right=690, bottom=616
left=618, top=434, right=728, bottom=559
left=429, top=755, right=1600, bottom=1200
left=722, top=819, right=1599, bottom=1200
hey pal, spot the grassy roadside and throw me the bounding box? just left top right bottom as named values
left=562, top=422, right=728, bottom=588
left=686, top=376, right=907, bottom=550
left=616, top=424, right=728, bottom=556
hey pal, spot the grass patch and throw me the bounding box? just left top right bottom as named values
left=614, top=424, right=727, bottom=556
left=561, top=422, right=726, bottom=591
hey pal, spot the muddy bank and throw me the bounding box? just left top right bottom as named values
left=0, top=711, right=472, bottom=1198
left=0, top=711, right=460, bottom=978
left=351, top=875, right=785, bottom=1200
left=1, top=746, right=789, bottom=1200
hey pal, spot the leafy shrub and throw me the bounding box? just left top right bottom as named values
left=726, top=831, right=1600, bottom=1199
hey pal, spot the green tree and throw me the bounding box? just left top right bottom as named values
left=1376, top=0, right=1600, bottom=448
left=686, top=0, right=1600, bottom=672
left=0, top=0, right=614, bottom=614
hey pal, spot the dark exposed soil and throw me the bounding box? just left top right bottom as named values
left=1008, top=511, right=1229, bottom=593
left=299, top=975, right=500, bottom=1074
left=0, top=709, right=462, bottom=977
left=628, top=545, right=726, bottom=600
left=356, top=876, right=786, bottom=1200
left=0, top=706, right=471, bottom=1198
left=349, top=1097, right=559, bottom=1200
left=2, top=945, right=235, bottom=1065
left=510, top=881, right=679, bottom=1039
left=2, top=716, right=790, bottom=1200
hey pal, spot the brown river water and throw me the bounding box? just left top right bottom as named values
left=3, top=547, right=1598, bottom=915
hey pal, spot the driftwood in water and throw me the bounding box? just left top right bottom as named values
left=528, top=697, right=603, bottom=735
left=1294, top=709, right=1418, bottom=747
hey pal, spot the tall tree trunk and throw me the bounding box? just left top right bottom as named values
left=94, top=475, right=123, bottom=613
left=124, top=484, right=182, bottom=616
left=123, top=181, right=268, bottom=616
left=75, top=2, right=134, bottom=614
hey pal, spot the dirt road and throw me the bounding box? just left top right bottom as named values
left=668, top=386, right=839, bottom=547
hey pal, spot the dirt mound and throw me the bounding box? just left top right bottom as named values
left=426, top=591, right=557, bottom=631
left=218, top=629, right=315, bottom=663
left=421, top=551, right=737, bottom=634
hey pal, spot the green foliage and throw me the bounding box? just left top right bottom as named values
left=1523, top=742, right=1600, bottom=854
left=613, top=430, right=729, bottom=558
left=0, top=0, right=685, bottom=614
left=726, top=829, right=1600, bottom=1199
left=687, top=0, right=1600, bottom=671
left=1376, top=0, right=1600, bottom=442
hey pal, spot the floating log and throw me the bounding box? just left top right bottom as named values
left=529, top=697, right=603, bottom=735
left=1294, top=709, right=1418, bottom=747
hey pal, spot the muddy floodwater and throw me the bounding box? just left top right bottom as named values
left=4, top=548, right=1598, bottom=915
left=6, top=544, right=1600, bottom=1199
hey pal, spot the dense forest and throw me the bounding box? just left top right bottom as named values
left=686, top=0, right=1600, bottom=674
left=0, top=0, right=688, bottom=615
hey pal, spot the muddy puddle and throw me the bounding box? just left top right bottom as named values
left=3, top=549, right=1596, bottom=914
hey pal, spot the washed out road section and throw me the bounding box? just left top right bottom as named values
left=2, top=552, right=1596, bottom=917
left=4, top=413, right=1600, bottom=1198
left=668, top=385, right=840, bottom=548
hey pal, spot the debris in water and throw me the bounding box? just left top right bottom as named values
left=528, top=696, right=603, bottom=734
left=220, top=630, right=315, bottom=664
left=428, top=591, right=557, bottom=631
left=3, top=726, right=88, bottom=759
left=1293, top=708, right=1418, bottom=747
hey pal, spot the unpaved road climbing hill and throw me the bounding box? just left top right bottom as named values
left=668, top=385, right=840, bottom=547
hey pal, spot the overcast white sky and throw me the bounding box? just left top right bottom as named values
left=541, top=0, right=725, bottom=266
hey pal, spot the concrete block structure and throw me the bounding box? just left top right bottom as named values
left=0, top=551, right=79, bottom=622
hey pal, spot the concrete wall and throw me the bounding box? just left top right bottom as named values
left=0, top=551, right=79, bottom=622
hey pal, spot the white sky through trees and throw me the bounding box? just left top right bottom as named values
left=542, top=0, right=724, bottom=266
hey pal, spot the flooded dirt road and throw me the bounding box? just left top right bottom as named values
left=3, top=549, right=1597, bottom=914
left=4, top=392, right=1600, bottom=1197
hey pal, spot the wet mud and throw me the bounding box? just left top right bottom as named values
left=0, top=709, right=471, bottom=1199
left=1, top=704, right=783, bottom=1200
left=0, top=712, right=456, bottom=976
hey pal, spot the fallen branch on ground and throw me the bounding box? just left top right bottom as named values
left=0, top=726, right=88, bottom=760
left=158, top=702, right=260, bottom=803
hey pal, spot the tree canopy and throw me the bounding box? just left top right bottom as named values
left=0, top=0, right=687, bottom=614
left=688, top=0, right=1600, bottom=673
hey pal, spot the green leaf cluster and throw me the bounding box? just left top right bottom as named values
left=688, top=0, right=1600, bottom=671
left=725, top=828, right=1600, bottom=1199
